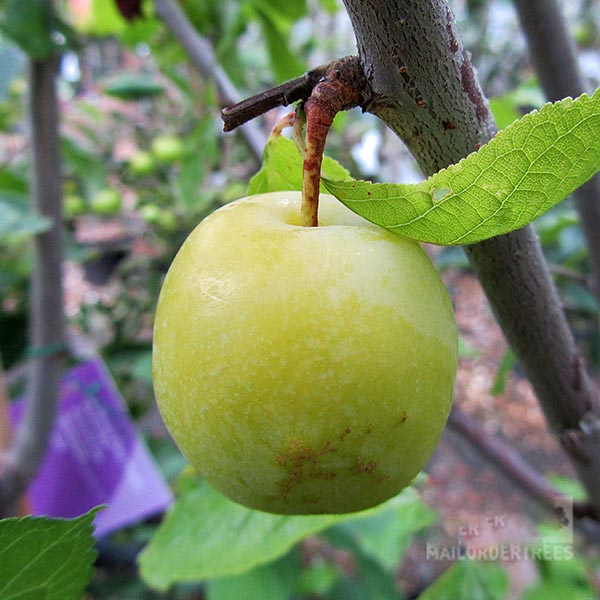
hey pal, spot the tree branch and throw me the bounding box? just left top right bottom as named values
left=0, top=55, right=66, bottom=515
left=221, top=60, right=342, bottom=132
left=513, top=0, right=600, bottom=300
left=153, top=0, right=266, bottom=162
left=341, top=0, right=600, bottom=516
left=447, top=407, right=594, bottom=522
left=448, top=407, right=600, bottom=542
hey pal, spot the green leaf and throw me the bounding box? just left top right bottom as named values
left=103, top=75, right=164, bottom=100
left=336, top=486, right=436, bottom=571
left=254, top=0, right=308, bottom=23
left=295, top=560, right=339, bottom=596
left=417, top=560, right=509, bottom=600
left=491, top=347, right=516, bottom=396
left=248, top=134, right=350, bottom=195
left=61, top=137, right=107, bottom=195
left=324, top=528, right=401, bottom=600
left=0, top=0, right=73, bottom=59
left=324, top=89, right=600, bottom=245
left=521, top=581, right=595, bottom=600
left=72, top=0, right=127, bottom=36
left=138, top=481, right=420, bottom=591
left=318, top=0, right=339, bottom=14
left=547, top=474, right=587, bottom=502
left=206, top=550, right=302, bottom=600
left=0, top=193, right=51, bottom=242
left=489, top=96, right=521, bottom=130
left=254, top=7, right=306, bottom=82
left=0, top=507, right=101, bottom=600
left=130, top=350, right=153, bottom=385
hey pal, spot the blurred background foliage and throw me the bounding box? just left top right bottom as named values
left=2, top=0, right=600, bottom=598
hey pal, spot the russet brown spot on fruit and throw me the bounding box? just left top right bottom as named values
left=277, top=440, right=337, bottom=497
left=353, top=457, right=377, bottom=474
left=339, top=426, right=352, bottom=441
left=353, top=456, right=388, bottom=482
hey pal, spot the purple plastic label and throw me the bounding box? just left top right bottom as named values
left=11, top=358, right=173, bottom=538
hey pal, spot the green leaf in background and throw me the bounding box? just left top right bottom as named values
left=253, top=6, right=306, bottom=82
left=0, top=507, right=101, bottom=600
left=295, top=560, right=339, bottom=597
left=417, top=560, right=509, bottom=600
left=489, top=95, right=521, bottom=130
left=255, top=0, right=308, bottom=22
left=547, top=474, right=587, bottom=502
left=206, top=549, right=302, bottom=600
left=130, top=350, right=153, bottom=385
left=61, top=137, right=107, bottom=196
left=336, top=486, right=436, bottom=571
left=489, top=78, right=545, bottom=130
left=248, top=134, right=350, bottom=195
left=70, top=0, right=127, bottom=36
left=521, top=581, right=596, bottom=600
left=103, top=75, right=164, bottom=101
left=491, top=347, right=516, bottom=396
left=324, top=89, right=600, bottom=245
left=531, top=525, right=589, bottom=583
left=0, top=193, right=51, bottom=243
left=324, top=528, right=402, bottom=600
left=0, top=0, right=52, bottom=58
left=138, top=481, right=424, bottom=591
left=520, top=524, right=595, bottom=600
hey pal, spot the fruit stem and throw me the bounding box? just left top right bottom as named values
left=300, top=58, right=367, bottom=227
left=301, top=97, right=333, bottom=227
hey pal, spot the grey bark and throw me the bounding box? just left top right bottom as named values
left=342, top=0, right=600, bottom=518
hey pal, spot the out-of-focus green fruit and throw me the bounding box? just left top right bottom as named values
left=151, top=135, right=185, bottom=163
left=157, top=211, right=178, bottom=231
left=153, top=192, right=457, bottom=515
left=64, top=194, right=86, bottom=218
left=140, top=204, right=162, bottom=224
left=90, top=188, right=122, bottom=216
left=129, top=151, right=156, bottom=176
left=141, top=205, right=178, bottom=232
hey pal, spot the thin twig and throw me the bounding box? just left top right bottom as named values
left=153, top=0, right=266, bottom=162
left=513, top=0, right=600, bottom=300
left=221, top=60, right=340, bottom=132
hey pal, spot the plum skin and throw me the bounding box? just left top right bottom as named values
left=152, top=191, right=457, bottom=514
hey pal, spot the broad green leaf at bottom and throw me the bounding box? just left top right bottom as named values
left=138, top=481, right=428, bottom=591
left=0, top=507, right=100, bottom=600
